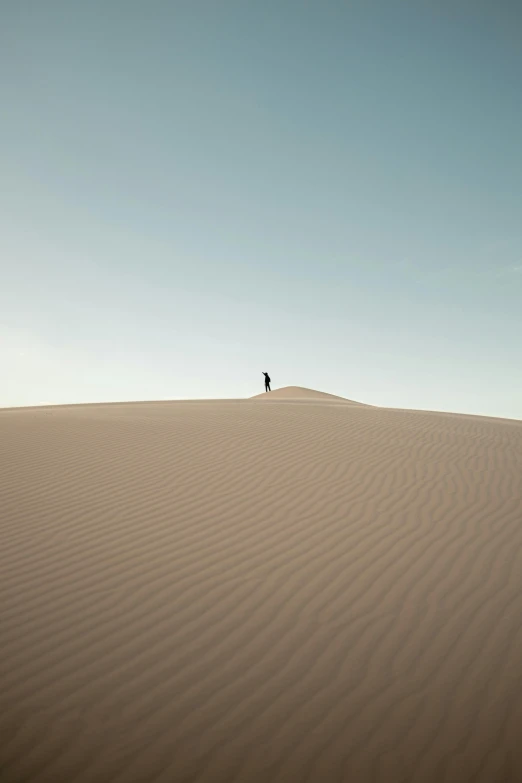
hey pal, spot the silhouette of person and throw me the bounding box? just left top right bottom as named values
left=262, top=372, right=271, bottom=392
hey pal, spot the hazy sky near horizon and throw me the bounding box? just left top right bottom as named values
left=1, top=1, right=521, bottom=418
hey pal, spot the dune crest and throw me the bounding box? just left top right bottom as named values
left=250, top=385, right=359, bottom=402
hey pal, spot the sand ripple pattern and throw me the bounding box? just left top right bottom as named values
left=1, top=400, right=522, bottom=783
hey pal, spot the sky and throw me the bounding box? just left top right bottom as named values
left=1, top=0, right=521, bottom=418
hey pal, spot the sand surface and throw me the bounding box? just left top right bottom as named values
left=250, top=385, right=363, bottom=402
left=2, top=390, right=522, bottom=783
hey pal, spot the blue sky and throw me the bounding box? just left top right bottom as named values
left=1, top=1, right=521, bottom=418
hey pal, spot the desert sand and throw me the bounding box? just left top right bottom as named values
left=1, top=387, right=522, bottom=783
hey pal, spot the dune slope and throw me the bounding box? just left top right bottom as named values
left=250, top=385, right=359, bottom=401
left=1, top=397, right=522, bottom=783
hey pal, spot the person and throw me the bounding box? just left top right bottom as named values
left=262, top=372, right=271, bottom=392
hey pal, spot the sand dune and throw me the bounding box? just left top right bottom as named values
left=1, top=393, right=522, bottom=783
left=250, top=385, right=360, bottom=402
